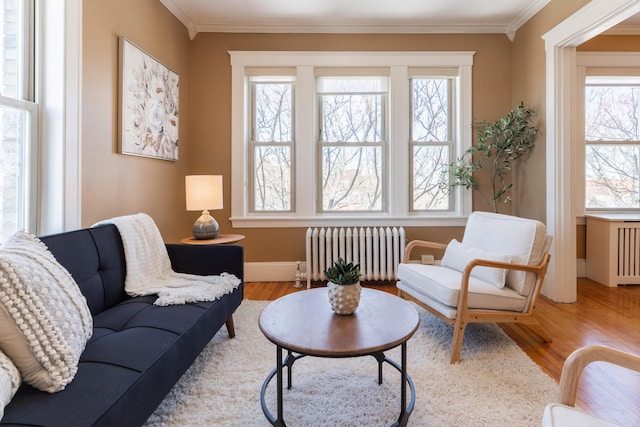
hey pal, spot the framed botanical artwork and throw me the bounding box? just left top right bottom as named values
left=118, top=37, right=179, bottom=161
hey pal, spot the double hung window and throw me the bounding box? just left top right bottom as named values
left=231, top=51, right=473, bottom=227
left=410, top=73, right=455, bottom=211
left=317, top=72, right=387, bottom=212
left=249, top=73, right=295, bottom=212
left=0, top=0, right=36, bottom=242
left=585, top=76, right=640, bottom=211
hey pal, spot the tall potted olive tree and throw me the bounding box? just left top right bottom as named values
left=447, top=102, right=538, bottom=213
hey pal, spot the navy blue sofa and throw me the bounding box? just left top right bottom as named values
left=0, top=224, right=244, bottom=427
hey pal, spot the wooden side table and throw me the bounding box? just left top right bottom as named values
left=180, top=234, right=245, bottom=245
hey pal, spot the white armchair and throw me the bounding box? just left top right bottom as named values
left=543, top=345, right=640, bottom=426
left=396, top=211, right=552, bottom=363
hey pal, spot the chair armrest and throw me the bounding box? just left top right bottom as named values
left=456, top=252, right=551, bottom=311
left=404, top=240, right=448, bottom=262
left=165, top=243, right=244, bottom=281
left=463, top=252, right=550, bottom=276
left=557, top=345, right=640, bottom=406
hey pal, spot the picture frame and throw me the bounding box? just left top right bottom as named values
left=118, top=37, right=179, bottom=161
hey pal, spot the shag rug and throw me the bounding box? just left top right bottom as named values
left=144, top=299, right=558, bottom=427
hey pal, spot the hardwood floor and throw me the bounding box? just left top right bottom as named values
left=244, top=278, right=640, bottom=426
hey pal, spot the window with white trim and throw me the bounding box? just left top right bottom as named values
left=410, top=70, right=456, bottom=211
left=0, top=0, right=36, bottom=242
left=230, top=51, right=474, bottom=228
left=585, top=75, right=640, bottom=211
left=317, top=71, right=388, bottom=212
left=249, top=73, right=295, bottom=212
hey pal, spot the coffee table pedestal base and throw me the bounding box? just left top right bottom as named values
left=260, top=343, right=415, bottom=427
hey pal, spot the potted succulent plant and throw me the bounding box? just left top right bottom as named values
left=324, top=257, right=361, bottom=315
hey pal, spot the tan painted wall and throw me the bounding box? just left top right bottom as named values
left=189, top=33, right=513, bottom=261
left=82, top=0, right=192, bottom=242
left=80, top=0, right=605, bottom=263
left=510, top=0, right=590, bottom=224
left=579, top=35, right=640, bottom=51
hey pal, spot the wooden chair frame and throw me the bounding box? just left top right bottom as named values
left=556, top=345, right=640, bottom=407
left=397, top=239, right=552, bottom=363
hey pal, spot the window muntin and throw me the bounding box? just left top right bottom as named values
left=249, top=76, right=294, bottom=212
left=585, top=76, right=640, bottom=210
left=410, top=77, right=454, bottom=211
left=0, top=0, right=35, bottom=242
left=318, top=76, right=386, bottom=212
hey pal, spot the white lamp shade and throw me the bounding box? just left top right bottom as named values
left=185, top=175, right=223, bottom=211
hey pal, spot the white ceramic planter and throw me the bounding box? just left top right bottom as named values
left=327, top=281, right=362, bottom=315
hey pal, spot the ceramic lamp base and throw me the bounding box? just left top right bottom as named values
left=192, top=210, right=219, bottom=239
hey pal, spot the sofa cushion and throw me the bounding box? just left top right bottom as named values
left=396, top=263, right=526, bottom=316
left=462, top=211, right=547, bottom=296
left=0, top=349, right=20, bottom=420
left=0, top=232, right=93, bottom=393
left=0, top=290, right=243, bottom=427
left=441, top=239, right=512, bottom=288
left=39, top=225, right=127, bottom=316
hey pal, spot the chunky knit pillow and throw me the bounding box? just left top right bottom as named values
left=0, top=349, right=20, bottom=419
left=0, top=231, right=92, bottom=393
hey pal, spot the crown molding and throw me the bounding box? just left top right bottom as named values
left=159, top=0, right=198, bottom=39
left=506, top=0, right=552, bottom=41
left=195, top=23, right=511, bottom=36
left=161, top=0, right=551, bottom=42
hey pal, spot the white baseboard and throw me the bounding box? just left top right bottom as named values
left=577, top=258, right=586, bottom=278
left=245, top=261, right=307, bottom=283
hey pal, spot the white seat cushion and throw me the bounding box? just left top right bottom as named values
left=396, top=263, right=526, bottom=316
left=543, top=404, right=621, bottom=427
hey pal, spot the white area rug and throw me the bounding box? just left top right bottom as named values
left=144, top=299, right=558, bottom=426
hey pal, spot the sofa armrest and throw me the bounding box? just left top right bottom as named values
left=165, top=244, right=244, bottom=281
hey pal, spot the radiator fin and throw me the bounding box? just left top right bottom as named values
left=618, top=226, right=640, bottom=280
left=305, top=227, right=405, bottom=287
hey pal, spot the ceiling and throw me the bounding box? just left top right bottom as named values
left=160, top=0, right=553, bottom=40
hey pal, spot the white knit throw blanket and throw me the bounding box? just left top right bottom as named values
left=93, top=213, right=241, bottom=306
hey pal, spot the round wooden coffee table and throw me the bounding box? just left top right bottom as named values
left=259, top=287, right=419, bottom=427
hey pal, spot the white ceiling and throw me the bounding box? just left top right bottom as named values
left=160, top=0, right=553, bottom=40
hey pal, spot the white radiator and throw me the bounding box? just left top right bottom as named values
left=616, top=225, right=640, bottom=284
left=305, top=227, right=406, bottom=288
left=586, top=215, right=640, bottom=287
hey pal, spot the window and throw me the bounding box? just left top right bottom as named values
left=585, top=76, right=640, bottom=211
left=249, top=74, right=295, bottom=212
left=317, top=74, right=387, bottom=212
left=410, top=74, right=454, bottom=211
left=231, top=51, right=473, bottom=227
left=0, top=0, right=35, bottom=242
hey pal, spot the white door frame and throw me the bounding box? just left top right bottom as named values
left=542, top=0, right=640, bottom=302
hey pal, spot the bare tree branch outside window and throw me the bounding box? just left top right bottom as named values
left=251, top=79, right=293, bottom=211
left=411, top=78, right=451, bottom=211
left=585, top=80, right=640, bottom=209
left=319, top=77, right=385, bottom=212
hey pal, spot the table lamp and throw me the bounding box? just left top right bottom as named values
left=185, top=175, right=223, bottom=239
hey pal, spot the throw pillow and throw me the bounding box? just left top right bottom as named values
left=0, top=231, right=92, bottom=393
left=0, top=349, right=20, bottom=420
left=441, top=239, right=512, bottom=288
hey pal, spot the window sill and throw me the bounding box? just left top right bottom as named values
left=230, top=215, right=468, bottom=228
